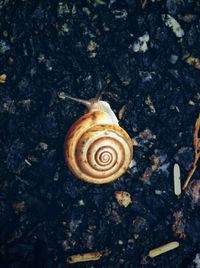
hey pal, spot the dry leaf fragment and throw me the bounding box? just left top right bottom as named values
left=139, top=154, right=160, bottom=183
left=173, top=163, right=181, bottom=196
left=114, top=191, right=132, bottom=207
left=145, top=96, right=156, bottom=113
left=182, top=114, right=200, bottom=190
left=148, top=241, right=179, bottom=258
left=185, top=55, right=200, bottom=70
left=67, top=251, right=103, bottom=264
left=0, top=74, right=7, bottom=83
left=180, top=14, right=197, bottom=23
left=12, top=201, right=25, bottom=210
left=188, top=180, right=200, bottom=205
left=172, top=210, right=186, bottom=239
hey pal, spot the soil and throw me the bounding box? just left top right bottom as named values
left=0, top=0, right=200, bottom=267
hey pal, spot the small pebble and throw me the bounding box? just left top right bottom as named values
left=169, top=54, right=178, bottom=64
left=132, top=33, right=150, bottom=53
left=78, top=200, right=85, bottom=206
left=37, top=142, right=48, bottom=150
left=87, top=40, right=99, bottom=52
left=162, top=14, right=184, bottom=38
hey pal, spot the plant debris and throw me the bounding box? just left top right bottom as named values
left=0, top=73, right=7, bottom=83
left=185, top=55, right=200, bottom=70
left=182, top=115, right=200, bottom=190
left=172, top=210, right=186, bottom=239
left=148, top=241, right=179, bottom=258
left=12, top=201, right=26, bottom=211
left=178, top=14, right=198, bottom=23
left=146, top=152, right=169, bottom=179
left=67, top=251, right=103, bottom=264
left=87, top=40, right=99, bottom=52
left=139, top=154, right=160, bottom=183
left=118, top=105, right=126, bottom=120
left=145, top=96, right=156, bottom=114
left=188, top=180, right=200, bottom=205
left=114, top=191, right=132, bottom=207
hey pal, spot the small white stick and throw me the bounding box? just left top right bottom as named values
left=173, top=163, right=181, bottom=196
left=148, top=241, right=179, bottom=258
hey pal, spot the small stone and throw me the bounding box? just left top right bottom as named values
left=169, top=54, right=178, bottom=64
left=62, top=240, right=70, bottom=251
left=78, top=200, right=85, bottom=206
left=37, top=142, right=48, bottom=150
left=87, top=41, right=99, bottom=52
left=155, top=190, right=162, bottom=195
left=38, top=53, right=45, bottom=63
left=132, top=33, right=150, bottom=53
left=162, top=14, right=184, bottom=38
left=129, top=159, right=136, bottom=169
left=188, top=100, right=195, bottom=106
left=53, top=171, right=59, bottom=181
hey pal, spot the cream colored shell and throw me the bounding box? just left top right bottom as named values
left=65, top=110, right=133, bottom=184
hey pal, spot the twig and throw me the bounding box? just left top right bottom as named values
left=67, top=252, right=102, bottom=264
left=182, top=114, right=200, bottom=190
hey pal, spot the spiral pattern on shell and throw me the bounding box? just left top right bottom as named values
left=65, top=111, right=133, bottom=184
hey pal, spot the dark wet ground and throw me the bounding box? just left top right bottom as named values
left=0, top=0, right=200, bottom=267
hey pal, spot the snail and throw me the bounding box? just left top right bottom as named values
left=64, top=93, right=133, bottom=184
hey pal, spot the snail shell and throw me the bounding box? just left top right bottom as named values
left=64, top=96, right=133, bottom=184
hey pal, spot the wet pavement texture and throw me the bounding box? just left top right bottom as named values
left=0, top=0, right=200, bottom=267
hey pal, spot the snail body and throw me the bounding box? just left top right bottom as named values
left=64, top=95, right=133, bottom=184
